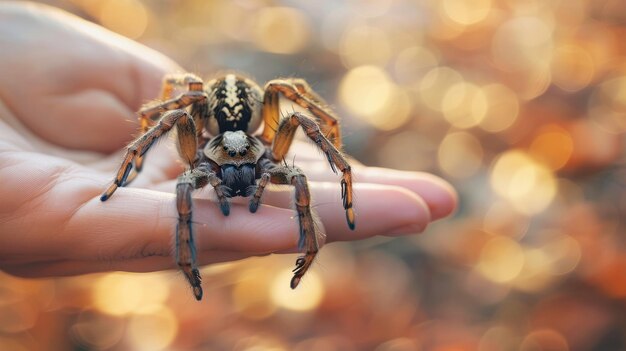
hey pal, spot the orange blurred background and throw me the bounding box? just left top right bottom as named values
left=2, top=0, right=626, bottom=350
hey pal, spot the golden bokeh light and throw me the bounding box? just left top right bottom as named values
left=513, top=247, right=554, bottom=292
left=367, top=87, right=413, bottom=130
left=483, top=201, right=530, bottom=239
left=539, top=231, right=582, bottom=276
left=339, top=65, right=394, bottom=117
left=92, top=273, right=170, bottom=316
left=429, top=5, right=467, bottom=41
left=127, top=307, right=178, bottom=351
left=71, top=311, right=125, bottom=350
left=340, top=24, right=392, bottom=67
left=551, top=44, right=595, bottom=92
left=442, top=0, right=492, bottom=26
left=438, top=131, right=483, bottom=178
left=477, top=236, right=525, bottom=284
left=517, top=67, right=553, bottom=101
left=210, top=2, right=253, bottom=40
left=588, top=75, right=626, bottom=133
left=441, top=82, right=488, bottom=128
left=253, top=7, right=311, bottom=54
left=99, top=0, right=149, bottom=39
left=270, top=269, right=324, bottom=312
left=347, top=0, right=393, bottom=18
left=394, top=46, right=439, bottom=84
left=490, top=150, right=557, bottom=215
left=491, top=16, right=553, bottom=72
left=232, top=268, right=276, bottom=319
left=529, top=126, right=574, bottom=170
left=520, top=329, right=569, bottom=351
left=478, top=84, right=520, bottom=133
left=418, top=66, right=464, bottom=113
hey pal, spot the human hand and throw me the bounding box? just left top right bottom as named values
left=0, top=3, right=457, bottom=278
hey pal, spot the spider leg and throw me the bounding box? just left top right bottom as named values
left=261, top=79, right=341, bottom=148
left=139, top=74, right=205, bottom=134
left=269, top=165, right=320, bottom=289
left=271, top=112, right=355, bottom=229
left=249, top=172, right=270, bottom=213
left=176, top=163, right=229, bottom=301
left=100, top=109, right=199, bottom=201
left=286, top=78, right=341, bottom=145
left=124, top=76, right=207, bottom=182
left=159, top=73, right=204, bottom=101
left=246, top=158, right=276, bottom=213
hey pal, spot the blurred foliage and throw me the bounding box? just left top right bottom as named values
left=2, top=0, right=626, bottom=350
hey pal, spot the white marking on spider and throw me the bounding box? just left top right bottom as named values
left=224, top=74, right=239, bottom=108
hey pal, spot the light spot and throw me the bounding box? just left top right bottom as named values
left=477, top=236, right=525, bottom=283
left=490, top=150, right=557, bottom=215
left=98, top=0, right=149, bottom=39
left=438, top=132, right=483, bottom=178
left=92, top=273, right=170, bottom=316
left=270, top=268, right=324, bottom=311
left=339, top=65, right=394, bottom=117
left=127, top=308, right=178, bottom=351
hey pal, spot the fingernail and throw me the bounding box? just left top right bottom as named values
left=386, top=223, right=428, bottom=237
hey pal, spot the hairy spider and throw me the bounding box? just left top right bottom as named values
left=100, top=73, right=354, bottom=300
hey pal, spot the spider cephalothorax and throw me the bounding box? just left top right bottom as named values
left=101, top=73, right=354, bottom=300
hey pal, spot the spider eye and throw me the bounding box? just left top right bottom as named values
left=245, top=145, right=251, bottom=150
left=223, top=146, right=228, bottom=151
left=229, top=151, right=236, bottom=157
left=240, top=150, right=247, bottom=156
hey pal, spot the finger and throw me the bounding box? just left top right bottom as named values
left=147, top=176, right=431, bottom=230
left=59, top=187, right=309, bottom=262
left=2, top=180, right=432, bottom=276
left=0, top=4, right=182, bottom=153
left=2, top=251, right=260, bottom=277
left=257, top=182, right=432, bottom=241
left=295, top=164, right=458, bottom=221
left=145, top=174, right=433, bottom=239
left=147, top=163, right=453, bottom=223
left=71, top=180, right=429, bottom=257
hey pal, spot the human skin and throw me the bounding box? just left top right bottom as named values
left=0, top=3, right=457, bottom=278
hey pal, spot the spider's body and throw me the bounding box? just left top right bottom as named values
left=101, top=73, right=355, bottom=300
left=204, top=131, right=264, bottom=198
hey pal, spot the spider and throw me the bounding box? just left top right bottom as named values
left=100, top=73, right=354, bottom=300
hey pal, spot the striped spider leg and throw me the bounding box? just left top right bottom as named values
left=260, top=79, right=354, bottom=230
left=257, top=111, right=354, bottom=288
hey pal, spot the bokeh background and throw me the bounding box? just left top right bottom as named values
left=2, top=0, right=626, bottom=350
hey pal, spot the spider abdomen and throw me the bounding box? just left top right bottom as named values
left=206, top=74, right=263, bottom=135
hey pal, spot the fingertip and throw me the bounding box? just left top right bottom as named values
left=317, top=183, right=431, bottom=242
left=362, top=168, right=458, bottom=221
left=421, top=173, right=458, bottom=220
